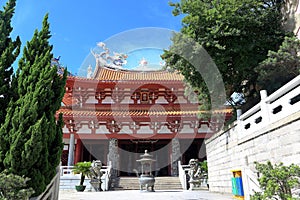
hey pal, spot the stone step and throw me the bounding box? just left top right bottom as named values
left=155, top=177, right=183, bottom=190
left=111, top=176, right=183, bottom=191
left=111, top=177, right=138, bottom=190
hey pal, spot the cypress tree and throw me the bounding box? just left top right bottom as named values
left=0, top=0, right=21, bottom=171
left=1, top=14, right=67, bottom=195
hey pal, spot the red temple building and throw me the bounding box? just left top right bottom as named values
left=56, top=47, right=232, bottom=176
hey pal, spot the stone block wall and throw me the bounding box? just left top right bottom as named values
left=205, top=111, right=300, bottom=194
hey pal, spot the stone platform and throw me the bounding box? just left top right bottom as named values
left=59, top=189, right=234, bottom=200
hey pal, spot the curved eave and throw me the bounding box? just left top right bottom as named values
left=56, top=108, right=233, bottom=118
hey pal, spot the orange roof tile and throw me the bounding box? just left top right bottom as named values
left=93, top=66, right=184, bottom=81
left=57, top=108, right=232, bottom=117
left=61, top=92, right=76, bottom=106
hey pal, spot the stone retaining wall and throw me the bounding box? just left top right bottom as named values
left=205, top=111, right=300, bottom=194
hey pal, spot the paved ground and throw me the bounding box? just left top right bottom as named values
left=59, top=189, right=235, bottom=200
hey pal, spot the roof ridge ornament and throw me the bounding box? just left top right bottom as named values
left=139, top=57, right=148, bottom=67
left=91, top=42, right=128, bottom=70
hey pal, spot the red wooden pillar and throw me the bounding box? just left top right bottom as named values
left=74, top=139, right=82, bottom=164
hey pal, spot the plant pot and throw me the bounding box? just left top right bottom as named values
left=75, top=185, right=86, bottom=192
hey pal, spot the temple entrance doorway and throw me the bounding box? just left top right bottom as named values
left=180, top=138, right=206, bottom=165
left=119, top=139, right=171, bottom=176
left=81, top=140, right=108, bottom=165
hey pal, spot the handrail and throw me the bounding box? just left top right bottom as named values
left=30, top=165, right=60, bottom=200
left=60, top=165, right=74, bottom=175
left=240, top=75, right=300, bottom=121
left=242, top=167, right=261, bottom=200
left=60, top=161, right=112, bottom=191
left=265, top=75, right=300, bottom=103
left=239, top=103, right=261, bottom=121
left=101, top=161, right=112, bottom=191
left=178, top=161, right=189, bottom=190
left=237, top=75, right=300, bottom=140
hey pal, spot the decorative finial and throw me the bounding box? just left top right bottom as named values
left=139, top=58, right=148, bottom=67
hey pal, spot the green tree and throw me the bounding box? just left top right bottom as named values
left=163, top=0, right=287, bottom=112
left=0, top=0, right=21, bottom=172
left=0, top=0, right=21, bottom=123
left=255, top=36, right=300, bottom=94
left=0, top=14, right=67, bottom=196
left=251, top=161, right=300, bottom=200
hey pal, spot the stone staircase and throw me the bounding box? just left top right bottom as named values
left=155, top=177, right=183, bottom=190
left=111, top=176, right=183, bottom=191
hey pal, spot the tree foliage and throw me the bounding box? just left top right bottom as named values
left=255, top=36, right=300, bottom=94
left=0, top=0, right=21, bottom=175
left=163, top=0, right=287, bottom=111
left=0, top=170, right=34, bottom=200
left=0, top=0, right=21, bottom=123
left=0, top=14, right=67, bottom=196
left=199, top=160, right=208, bottom=174
left=251, top=161, right=300, bottom=200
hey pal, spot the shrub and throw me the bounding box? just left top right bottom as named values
left=0, top=170, right=34, bottom=200
left=251, top=161, right=300, bottom=200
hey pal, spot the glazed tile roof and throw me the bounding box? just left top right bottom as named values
left=61, top=93, right=75, bottom=107
left=93, top=66, right=184, bottom=81
left=57, top=108, right=232, bottom=117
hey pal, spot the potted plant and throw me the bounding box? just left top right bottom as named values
left=199, top=160, right=209, bottom=188
left=72, top=161, right=92, bottom=192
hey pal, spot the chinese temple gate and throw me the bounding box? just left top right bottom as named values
left=56, top=48, right=232, bottom=176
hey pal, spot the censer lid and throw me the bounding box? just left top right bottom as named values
left=136, top=150, right=156, bottom=162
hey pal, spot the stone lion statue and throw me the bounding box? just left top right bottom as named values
left=188, top=159, right=201, bottom=181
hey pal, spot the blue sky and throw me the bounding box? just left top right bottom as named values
left=10, top=0, right=183, bottom=75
